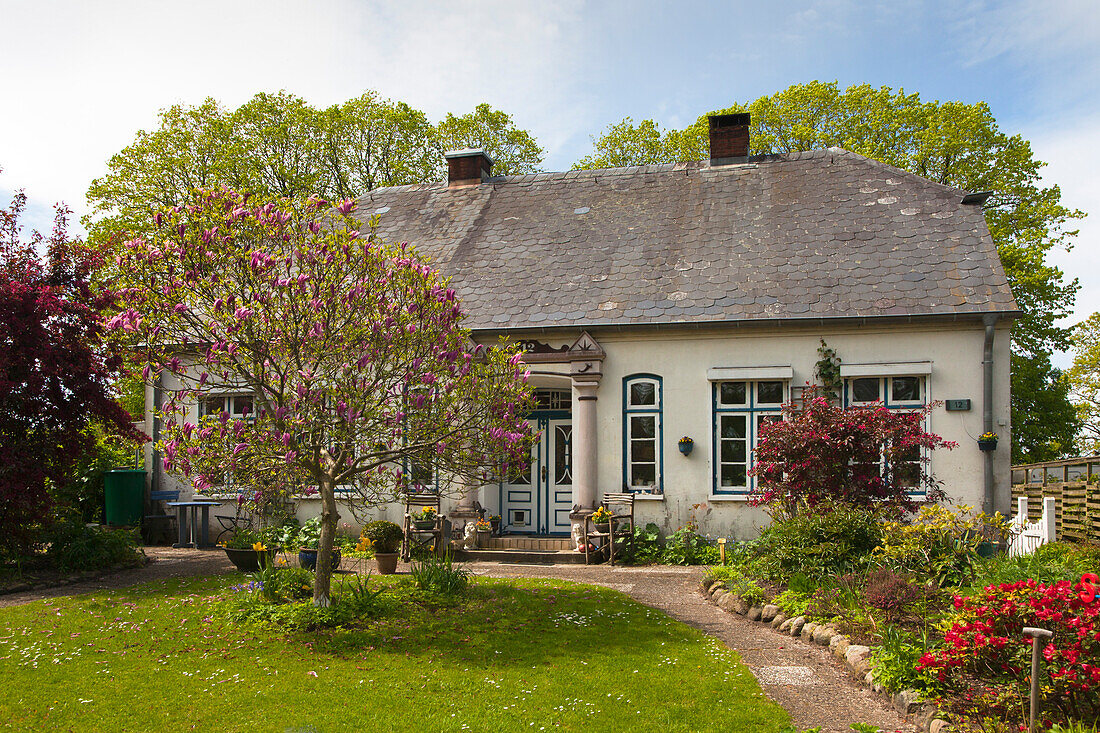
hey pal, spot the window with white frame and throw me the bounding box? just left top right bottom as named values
left=842, top=365, right=931, bottom=494
left=712, top=379, right=787, bottom=495
left=199, top=394, right=254, bottom=420
left=623, top=375, right=662, bottom=492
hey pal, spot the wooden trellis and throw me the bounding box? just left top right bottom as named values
left=1011, top=457, right=1100, bottom=545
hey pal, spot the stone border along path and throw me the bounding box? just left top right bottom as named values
left=2, top=550, right=912, bottom=732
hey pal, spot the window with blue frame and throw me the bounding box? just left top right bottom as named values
left=844, top=374, right=928, bottom=493
left=712, top=380, right=787, bottom=496
left=623, top=375, right=662, bottom=492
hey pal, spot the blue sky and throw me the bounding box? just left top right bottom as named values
left=3, top=0, right=1098, bottom=360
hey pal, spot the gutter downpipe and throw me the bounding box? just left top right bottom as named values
left=983, top=314, right=998, bottom=515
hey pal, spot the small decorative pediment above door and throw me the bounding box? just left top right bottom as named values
left=568, top=331, right=604, bottom=383
left=516, top=331, right=605, bottom=366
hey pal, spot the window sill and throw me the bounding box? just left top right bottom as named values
left=708, top=495, right=751, bottom=503
left=633, top=494, right=665, bottom=502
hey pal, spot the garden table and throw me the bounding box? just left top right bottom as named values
left=166, top=500, right=221, bottom=549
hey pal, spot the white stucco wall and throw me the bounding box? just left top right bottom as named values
left=145, top=319, right=1013, bottom=542
left=467, top=319, right=1013, bottom=540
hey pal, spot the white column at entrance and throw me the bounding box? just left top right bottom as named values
left=571, top=381, right=599, bottom=510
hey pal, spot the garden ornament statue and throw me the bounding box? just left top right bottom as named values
left=462, top=521, right=479, bottom=550
left=1022, top=626, right=1053, bottom=733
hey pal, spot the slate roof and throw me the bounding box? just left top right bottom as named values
left=354, top=148, right=1018, bottom=331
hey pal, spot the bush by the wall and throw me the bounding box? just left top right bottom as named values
left=45, top=511, right=143, bottom=572
left=749, top=502, right=883, bottom=581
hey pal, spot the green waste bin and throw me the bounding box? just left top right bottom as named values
left=104, top=469, right=146, bottom=527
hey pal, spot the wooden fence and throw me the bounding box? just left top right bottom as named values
left=1011, top=457, right=1100, bottom=545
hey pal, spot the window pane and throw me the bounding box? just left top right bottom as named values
left=631, top=415, right=655, bottom=439
left=555, top=425, right=572, bottom=484
left=629, top=381, right=656, bottom=406
left=891, top=376, right=921, bottom=402
left=720, top=382, right=747, bottom=405
left=631, top=440, right=655, bottom=462
left=853, top=378, right=880, bottom=402
left=233, top=396, right=253, bottom=415
left=631, top=464, right=656, bottom=486
left=412, top=460, right=432, bottom=484
left=721, top=415, right=746, bottom=439
left=203, top=397, right=224, bottom=416
left=720, top=465, right=746, bottom=487
left=757, top=381, right=784, bottom=404
left=720, top=440, right=746, bottom=463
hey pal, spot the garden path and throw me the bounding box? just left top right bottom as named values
left=1, top=550, right=913, bottom=732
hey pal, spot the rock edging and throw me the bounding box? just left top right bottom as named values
left=0, top=555, right=149, bottom=597
left=702, top=579, right=952, bottom=733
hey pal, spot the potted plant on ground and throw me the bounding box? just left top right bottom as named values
left=221, top=527, right=277, bottom=572
left=474, top=519, right=493, bottom=548
left=489, top=514, right=502, bottom=536
left=296, top=516, right=342, bottom=571
left=363, top=520, right=403, bottom=574
left=410, top=506, right=438, bottom=530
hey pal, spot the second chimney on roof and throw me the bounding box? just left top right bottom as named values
left=446, top=148, right=493, bottom=187
left=708, top=113, right=750, bottom=165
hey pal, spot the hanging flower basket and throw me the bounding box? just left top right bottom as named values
left=978, top=431, right=998, bottom=452
left=678, top=436, right=694, bottom=456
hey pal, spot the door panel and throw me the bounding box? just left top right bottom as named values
left=501, top=417, right=573, bottom=534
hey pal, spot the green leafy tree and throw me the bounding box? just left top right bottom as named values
left=576, top=81, right=1083, bottom=459
left=1067, top=313, right=1100, bottom=454
left=435, top=103, right=544, bottom=175
left=86, top=93, right=544, bottom=243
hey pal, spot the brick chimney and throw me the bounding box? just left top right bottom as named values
left=708, top=113, right=750, bottom=165
left=445, top=148, right=494, bottom=187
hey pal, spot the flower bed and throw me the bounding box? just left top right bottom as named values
left=708, top=502, right=1100, bottom=732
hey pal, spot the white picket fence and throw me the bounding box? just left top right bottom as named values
left=1008, top=496, right=1057, bottom=557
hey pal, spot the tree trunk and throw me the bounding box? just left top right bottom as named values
left=312, top=473, right=340, bottom=607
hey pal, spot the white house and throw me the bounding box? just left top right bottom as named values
left=146, top=114, right=1017, bottom=540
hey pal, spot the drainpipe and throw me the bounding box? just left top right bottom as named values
left=982, top=314, right=998, bottom=515
left=152, top=372, right=163, bottom=493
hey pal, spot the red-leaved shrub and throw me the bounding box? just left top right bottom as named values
left=918, top=578, right=1100, bottom=723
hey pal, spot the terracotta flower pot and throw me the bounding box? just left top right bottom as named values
left=374, top=552, right=399, bottom=574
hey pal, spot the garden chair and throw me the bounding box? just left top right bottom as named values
left=582, top=492, right=635, bottom=566
left=401, top=491, right=447, bottom=561
left=141, top=489, right=180, bottom=545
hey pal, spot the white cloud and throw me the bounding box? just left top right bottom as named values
left=1023, top=115, right=1100, bottom=367
left=0, top=0, right=589, bottom=231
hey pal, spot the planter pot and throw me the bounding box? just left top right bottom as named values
left=678, top=440, right=694, bottom=456
left=490, top=518, right=501, bottom=536
left=374, top=552, right=399, bottom=574
left=298, top=548, right=341, bottom=571
left=476, top=529, right=491, bottom=549
left=224, top=547, right=276, bottom=572
left=593, top=522, right=615, bottom=534
left=412, top=519, right=436, bottom=531
left=978, top=439, right=998, bottom=452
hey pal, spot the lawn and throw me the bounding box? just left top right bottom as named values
left=0, top=574, right=788, bottom=732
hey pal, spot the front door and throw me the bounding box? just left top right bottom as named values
left=501, top=415, right=573, bottom=534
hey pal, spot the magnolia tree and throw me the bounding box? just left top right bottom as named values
left=109, top=188, right=534, bottom=605
left=749, top=386, right=954, bottom=516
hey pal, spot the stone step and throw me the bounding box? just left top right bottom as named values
left=485, top=537, right=573, bottom=551
left=452, top=548, right=587, bottom=564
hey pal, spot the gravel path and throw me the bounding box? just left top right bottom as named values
left=1, top=550, right=912, bottom=732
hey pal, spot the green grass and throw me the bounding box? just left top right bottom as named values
left=0, top=574, right=788, bottom=732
